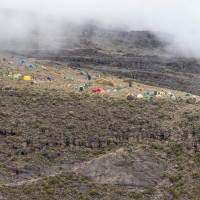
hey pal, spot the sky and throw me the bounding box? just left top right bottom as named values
left=0, top=0, right=200, bottom=57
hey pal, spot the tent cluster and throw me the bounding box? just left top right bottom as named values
left=137, top=91, right=168, bottom=99
left=127, top=90, right=196, bottom=102
left=1, top=72, right=33, bottom=81
left=1, top=59, right=49, bottom=82
left=127, top=90, right=179, bottom=100
left=1, top=59, right=198, bottom=103
left=2, top=72, right=22, bottom=80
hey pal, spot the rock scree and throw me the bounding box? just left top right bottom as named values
left=76, top=151, right=165, bottom=189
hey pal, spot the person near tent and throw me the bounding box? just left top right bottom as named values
left=128, top=81, right=132, bottom=87
left=87, top=74, right=92, bottom=80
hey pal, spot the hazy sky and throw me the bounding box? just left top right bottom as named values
left=0, top=0, right=200, bottom=57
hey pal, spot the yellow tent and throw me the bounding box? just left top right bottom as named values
left=156, top=94, right=162, bottom=99
left=24, top=76, right=31, bottom=81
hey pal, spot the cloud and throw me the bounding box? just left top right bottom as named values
left=0, top=0, right=200, bottom=57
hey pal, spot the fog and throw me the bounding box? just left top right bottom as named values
left=0, top=0, right=200, bottom=57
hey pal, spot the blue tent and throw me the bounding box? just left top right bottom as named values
left=19, top=59, right=26, bottom=65
left=47, top=76, right=53, bottom=81
left=153, top=91, right=158, bottom=96
left=29, top=64, right=34, bottom=69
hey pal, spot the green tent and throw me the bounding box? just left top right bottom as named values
left=79, top=71, right=85, bottom=75
left=9, top=75, right=14, bottom=80
left=2, top=73, right=6, bottom=78
left=84, top=83, right=89, bottom=88
left=69, top=78, right=75, bottom=82
left=41, top=66, right=46, bottom=70
left=170, top=95, right=177, bottom=100
left=116, top=86, right=123, bottom=90
left=145, top=94, right=150, bottom=99
left=185, top=93, right=190, bottom=97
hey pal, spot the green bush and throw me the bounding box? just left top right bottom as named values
left=42, top=181, right=51, bottom=190
left=167, top=144, right=183, bottom=157
left=58, top=182, right=64, bottom=188
left=194, top=152, right=200, bottom=165
left=174, top=180, right=184, bottom=187
left=128, top=191, right=142, bottom=199
left=168, top=173, right=183, bottom=182
left=192, top=171, right=200, bottom=179
left=170, top=186, right=180, bottom=198
left=162, top=172, right=183, bottom=183
left=46, top=188, right=53, bottom=194
left=90, top=189, right=97, bottom=195
left=87, top=181, right=94, bottom=187
left=143, top=188, right=156, bottom=195
left=180, top=187, right=189, bottom=194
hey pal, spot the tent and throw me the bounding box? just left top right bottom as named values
left=146, top=92, right=150, bottom=95
left=87, top=74, right=92, bottom=80
left=67, top=84, right=71, bottom=88
left=170, top=95, right=177, bottom=100
left=31, top=80, right=37, bottom=85
left=77, top=86, right=84, bottom=91
left=96, top=88, right=103, bottom=92
left=69, top=78, right=75, bottom=82
left=84, top=83, right=89, bottom=88
left=137, top=94, right=144, bottom=99
left=168, top=91, right=172, bottom=96
left=185, top=93, right=190, bottom=97
left=106, top=89, right=111, bottom=93
left=9, top=75, right=14, bottom=80
left=41, top=66, right=46, bottom=70
left=156, top=94, right=162, bottom=99
left=145, top=94, right=150, bottom=99
left=79, top=71, right=85, bottom=75
left=92, top=88, right=104, bottom=93
left=47, top=76, right=53, bottom=81
left=24, top=76, right=31, bottom=81
left=19, top=59, right=26, bottom=65
left=153, top=91, right=158, bottom=96
left=160, top=92, right=165, bottom=95
left=2, top=73, right=6, bottom=78
left=116, top=86, right=123, bottom=90
left=29, top=64, right=34, bottom=69
left=13, top=74, right=21, bottom=79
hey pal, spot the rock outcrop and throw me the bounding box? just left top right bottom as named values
left=76, top=151, right=165, bottom=188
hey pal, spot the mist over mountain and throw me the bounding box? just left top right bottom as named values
left=1, top=0, right=200, bottom=58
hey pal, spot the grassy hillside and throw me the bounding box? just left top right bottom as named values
left=0, top=55, right=199, bottom=200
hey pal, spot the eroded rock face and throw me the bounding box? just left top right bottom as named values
left=76, top=151, right=164, bottom=189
